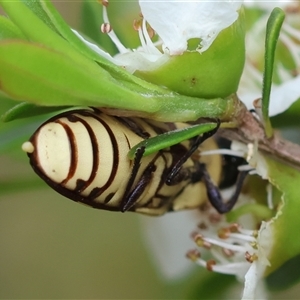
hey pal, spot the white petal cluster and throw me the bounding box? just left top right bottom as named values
left=139, top=0, right=242, bottom=55
left=80, top=1, right=242, bottom=73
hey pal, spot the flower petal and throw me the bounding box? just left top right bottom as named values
left=139, top=210, right=199, bottom=279
left=239, top=75, right=300, bottom=116
left=139, top=0, right=242, bottom=55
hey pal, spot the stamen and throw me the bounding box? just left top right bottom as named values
left=227, top=233, right=256, bottom=243
left=189, top=250, right=250, bottom=275
left=245, top=251, right=258, bottom=263
left=101, top=23, right=112, bottom=34
left=195, top=234, right=248, bottom=253
left=133, top=19, right=142, bottom=31
left=201, top=149, right=245, bottom=158
left=100, top=0, right=109, bottom=7
left=135, top=18, right=161, bottom=55
left=101, top=4, right=127, bottom=54
left=137, top=22, right=147, bottom=49
left=194, top=234, right=212, bottom=249
left=186, top=249, right=201, bottom=261
left=141, top=18, right=160, bottom=54
left=206, top=260, right=217, bottom=271
left=207, top=261, right=249, bottom=275
left=266, top=183, right=274, bottom=209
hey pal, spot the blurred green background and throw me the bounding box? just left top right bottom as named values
left=1, top=1, right=300, bottom=299
left=0, top=2, right=189, bottom=298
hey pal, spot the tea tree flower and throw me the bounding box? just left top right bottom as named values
left=97, top=0, right=245, bottom=98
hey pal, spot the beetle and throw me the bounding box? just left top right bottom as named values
left=22, top=108, right=248, bottom=215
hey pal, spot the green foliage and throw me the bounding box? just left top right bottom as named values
left=0, top=0, right=238, bottom=123
left=128, top=122, right=218, bottom=159
left=261, top=8, right=285, bottom=137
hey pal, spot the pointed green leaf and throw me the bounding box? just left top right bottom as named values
left=128, top=122, right=218, bottom=159
left=0, top=0, right=98, bottom=71
left=0, top=41, right=157, bottom=111
left=0, top=16, right=27, bottom=40
left=262, top=8, right=285, bottom=137
left=0, top=40, right=240, bottom=122
left=39, top=0, right=114, bottom=67
left=21, top=0, right=59, bottom=33
left=1, top=102, right=71, bottom=122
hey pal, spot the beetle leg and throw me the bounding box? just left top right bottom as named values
left=199, top=163, right=249, bottom=214
left=166, top=119, right=220, bottom=185
left=120, top=146, right=156, bottom=212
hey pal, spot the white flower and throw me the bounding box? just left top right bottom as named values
left=138, top=0, right=242, bottom=55
left=141, top=141, right=278, bottom=299
left=185, top=189, right=274, bottom=300
left=239, top=2, right=300, bottom=116
left=81, top=0, right=242, bottom=73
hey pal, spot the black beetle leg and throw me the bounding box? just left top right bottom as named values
left=121, top=147, right=157, bottom=212
left=166, top=120, right=220, bottom=185
left=199, top=163, right=249, bottom=214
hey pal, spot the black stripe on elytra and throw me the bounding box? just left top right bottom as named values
left=87, top=114, right=119, bottom=200
left=64, top=113, right=100, bottom=193
left=56, top=120, right=78, bottom=186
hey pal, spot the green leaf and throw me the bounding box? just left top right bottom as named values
left=0, top=40, right=240, bottom=122
left=0, top=41, right=156, bottom=111
left=128, top=122, right=218, bottom=159
left=264, top=155, right=300, bottom=276
left=0, top=0, right=99, bottom=72
left=39, top=0, right=115, bottom=67
left=0, top=16, right=27, bottom=40
left=1, top=102, right=72, bottom=122
left=0, top=95, right=20, bottom=115
left=21, top=0, right=60, bottom=33
left=262, top=8, right=285, bottom=138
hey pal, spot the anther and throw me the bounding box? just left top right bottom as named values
left=229, top=223, right=240, bottom=233
left=206, top=260, right=216, bottom=271
left=133, top=19, right=142, bottom=31
left=101, top=23, right=112, bottom=34
left=252, top=230, right=259, bottom=239
left=250, top=241, right=258, bottom=250
left=218, top=228, right=231, bottom=239
left=194, top=234, right=212, bottom=249
left=186, top=249, right=201, bottom=262
left=245, top=251, right=258, bottom=263
left=100, top=0, right=109, bottom=7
